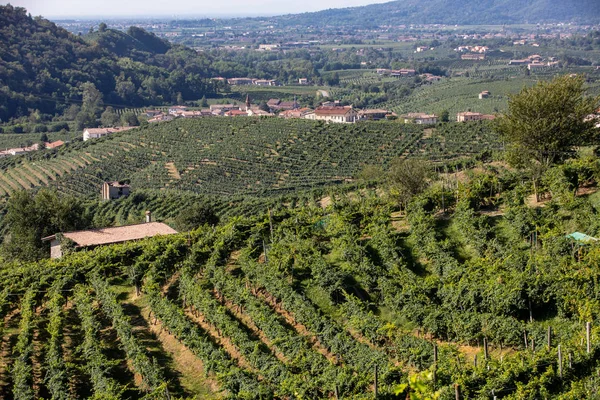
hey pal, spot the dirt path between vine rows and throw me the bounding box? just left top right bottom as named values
left=212, top=290, right=289, bottom=365
left=185, top=306, right=260, bottom=377
left=252, top=288, right=339, bottom=365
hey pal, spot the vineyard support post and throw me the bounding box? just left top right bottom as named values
left=558, top=344, right=563, bottom=378
left=586, top=322, right=591, bottom=353
left=455, top=383, right=460, bottom=400
left=484, top=337, right=488, bottom=360
left=374, top=365, right=378, bottom=399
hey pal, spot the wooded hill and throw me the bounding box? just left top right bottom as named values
left=272, top=0, right=600, bottom=27
left=0, top=5, right=219, bottom=122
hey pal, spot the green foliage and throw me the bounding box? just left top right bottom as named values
left=2, top=189, right=91, bottom=261
left=497, top=75, right=599, bottom=168
left=174, top=203, right=219, bottom=231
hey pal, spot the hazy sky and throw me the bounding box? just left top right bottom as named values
left=10, top=0, right=390, bottom=18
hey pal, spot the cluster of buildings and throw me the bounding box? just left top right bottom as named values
left=376, top=68, right=416, bottom=77
left=456, top=112, right=496, bottom=122
left=508, top=54, right=559, bottom=70
left=212, top=77, right=311, bottom=86
left=0, top=140, right=64, bottom=158
left=455, top=46, right=489, bottom=53
left=83, top=127, right=136, bottom=141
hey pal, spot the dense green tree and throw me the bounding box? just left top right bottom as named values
left=387, top=158, right=434, bottom=208
left=174, top=203, right=219, bottom=231
left=496, top=75, right=598, bottom=200
left=497, top=75, right=599, bottom=168
left=2, top=189, right=91, bottom=261
left=100, top=107, right=120, bottom=127
left=121, top=112, right=139, bottom=127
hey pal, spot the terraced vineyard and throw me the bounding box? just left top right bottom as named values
left=0, top=118, right=501, bottom=199
left=3, top=176, right=600, bottom=398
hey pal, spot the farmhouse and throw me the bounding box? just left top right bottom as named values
left=305, top=106, right=356, bottom=123
left=82, top=127, right=135, bottom=141
left=403, top=113, right=438, bottom=124
left=254, top=79, right=278, bottom=86
left=461, top=53, right=486, bottom=60
left=390, top=69, right=416, bottom=77
left=42, top=216, right=177, bottom=259
left=267, top=99, right=299, bottom=112
left=358, top=109, right=394, bottom=121
left=479, top=91, right=491, bottom=99
left=168, top=105, right=188, bottom=115
left=279, top=108, right=313, bottom=119
left=101, top=181, right=130, bottom=201
left=457, top=112, right=496, bottom=122
left=210, top=104, right=240, bottom=115
left=298, top=78, right=309, bottom=85
left=227, top=78, right=254, bottom=85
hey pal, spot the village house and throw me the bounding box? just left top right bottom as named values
left=42, top=212, right=177, bottom=259
left=168, top=105, right=188, bottom=115
left=358, top=109, right=394, bottom=121
left=416, top=46, right=428, bottom=52
left=101, top=181, right=130, bottom=201
left=527, top=62, right=547, bottom=71
left=390, top=69, right=416, bottom=77
left=461, top=53, right=486, bottom=60
left=456, top=112, right=496, bottom=122
left=258, top=44, right=279, bottom=51
left=304, top=106, right=356, bottom=123
left=479, top=91, right=491, bottom=99
left=403, top=113, right=438, bottom=124
left=254, top=79, right=278, bottom=86
left=227, top=78, right=254, bottom=86
left=298, top=78, right=309, bottom=85
left=279, top=108, right=313, bottom=119
left=224, top=109, right=249, bottom=117
left=267, top=99, right=299, bottom=112
left=210, top=104, right=241, bottom=115
left=82, top=127, right=135, bottom=141
left=421, top=73, right=442, bottom=82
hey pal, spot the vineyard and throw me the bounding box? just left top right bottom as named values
left=2, top=160, right=600, bottom=398
left=0, top=118, right=501, bottom=200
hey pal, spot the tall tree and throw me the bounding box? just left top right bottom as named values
left=496, top=75, right=599, bottom=200
left=497, top=75, right=598, bottom=168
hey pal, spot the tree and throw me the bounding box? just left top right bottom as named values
left=388, top=158, right=434, bottom=209
left=2, top=189, right=91, bottom=261
left=200, top=95, right=209, bottom=108
left=121, top=112, right=139, bottom=127
left=174, top=203, right=219, bottom=231
left=98, top=22, right=107, bottom=32
left=496, top=75, right=599, bottom=200
left=497, top=75, right=598, bottom=168
left=101, top=106, right=120, bottom=127
left=440, top=110, right=449, bottom=122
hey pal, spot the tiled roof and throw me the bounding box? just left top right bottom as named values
left=42, top=222, right=177, bottom=247
left=315, top=106, right=353, bottom=116
left=84, top=127, right=135, bottom=135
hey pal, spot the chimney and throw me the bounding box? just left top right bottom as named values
left=145, top=211, right=152, bottom=223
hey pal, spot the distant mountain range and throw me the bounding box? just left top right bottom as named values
left=271, top=0, right=600, bottom=26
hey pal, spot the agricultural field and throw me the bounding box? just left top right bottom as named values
left=2, top=162, right=600, bottom=398
left=0, top=118, right=501, bottom=200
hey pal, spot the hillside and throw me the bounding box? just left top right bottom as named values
left=272, top=0, right=600, bottom=26
left=2, top=158, right=600, bottom=397
left=0, top=5, right=217, bottom=122
left=0, top=118, right=500, bottom=200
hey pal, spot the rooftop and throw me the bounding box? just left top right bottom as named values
left=42, top=222, right=178, bottom=248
